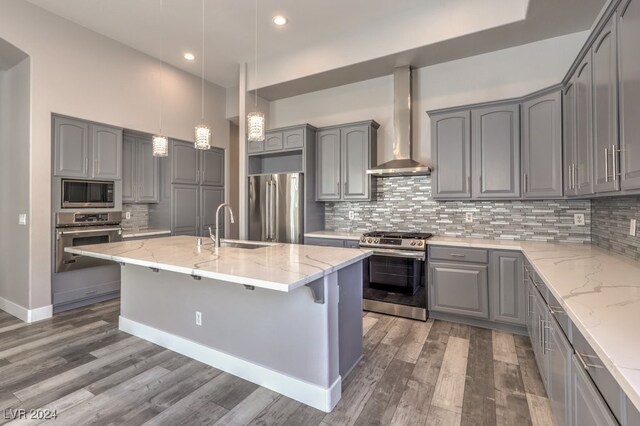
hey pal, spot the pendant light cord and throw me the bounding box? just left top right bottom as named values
left=201, top=0, right=205, bottom=122
left=254, top=0, right=258, bottom=107
left=159, top=0, right=164, bottom=133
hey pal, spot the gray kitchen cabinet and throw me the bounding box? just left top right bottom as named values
left=526, top=280, right=537, bottom=347
left=171, top=140, right=199, bottom=184
left=489, top=251, right=526, bottom=325
left=91, top=124, right=122, bottom=180
left=264, top=133, right=284, bottom=152
left=431, top=111, right=472, bottom=199
left=53, top=116, right=90, bottom=178
left=316, top=121, right=378, bottom=202
left=171, top=185, right=199, bottom=236
left=316, top=128, right=342, bottom=201
left=305, top=237, right=347, bottom=247
left=618, top=0, right=640, bottom=191
left=548, top=315, right=572, bottom=426
left=342, top=125, right=371, bottom=200
left=571, top=355, right=617, bottom=426
left=428, top=261, right=489, bottom=319
left=122, top=134, right=159, bottom=203
left=471, top=104, right=521, bottom=199
left=247, top=139, right=264, bottom=154
left=200, top=186, right=224, bottom=237
left=532, top=287, right=549, bottom=389
left=200, top=149, right=224, bottom=186
left=575, top=55, right=595, bottom=196
left=592, top=15, right=620, bottom=194
left=521, top=90, right=563, bottom=198
left=283, top=128, right=304, bottom=149
left=564, top=82, right=579, bottom=197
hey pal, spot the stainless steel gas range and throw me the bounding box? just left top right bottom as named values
left=359, top=231, right=432, bottom=321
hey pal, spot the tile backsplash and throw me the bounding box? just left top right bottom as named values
left=122, top=203, right=149, bottom=231
left=592, top=195, right=640, bottom=261
left=325, top=176, right=592, bottom=243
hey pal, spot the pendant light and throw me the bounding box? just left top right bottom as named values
left=247, top=0, right=265, bottom=142
left=153, top=0, right=169, bottom=157
left=194, top=0, right=211, bottom=150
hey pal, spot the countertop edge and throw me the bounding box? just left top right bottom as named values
left=304, top=231, right=362, bottom=241
left=122, top=229, right=172, bottom=239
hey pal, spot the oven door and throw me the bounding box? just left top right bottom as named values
left=366, top=249, right=425, bottom=295
left=61, top=179, right=115, bottom=209
left=55, top=226, right=122, bottom=272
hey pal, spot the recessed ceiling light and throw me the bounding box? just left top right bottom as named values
left=273, top=15, right=287, bottom=26
left=183, top=52, right=196, bottom=61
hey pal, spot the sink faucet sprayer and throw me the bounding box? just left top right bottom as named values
left=209, top=203, right=235, bottom=248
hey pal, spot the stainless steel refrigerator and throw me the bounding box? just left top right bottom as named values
left=248, top=173, right=304, bottom=243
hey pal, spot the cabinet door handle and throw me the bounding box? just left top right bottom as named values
left=450, top=253, right=466, bottom=258
left=528, top=293, right=534, bottom=315
left=467, top=176, right=471, bottom=191
left=612, top=144, right=618, bottom=181
left=524, top=173, right=528, bottom=192
left=84, top=158, right=88, bottom=174
left=569, top=164, right=574, bottom=190
left=336, top=182, right=340, bottom=197
left=604, top=148, right=610, bottom=182
left=574, top=163, right=578, bottom=190
left=479, top=175, right=482, bottom=190
left=575, top=351, right=603, bottom=370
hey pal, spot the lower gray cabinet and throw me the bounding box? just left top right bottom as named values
left=571, top=355, right=617, bottom=426
left=428, top=261, right=489, bottom=319
left=490, top=251, right=526, bottom=325
left=171, top=185, right=199, bottom=236
left=200, top=186, right=224, bottom=236
left=548, top=315, right=572, bottom=426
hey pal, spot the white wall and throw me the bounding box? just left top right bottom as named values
left=269, top=31, right=589, bottom=166
left=0, top=0, right=230, bottom=311
left=0, top=58, right=31, bottom=308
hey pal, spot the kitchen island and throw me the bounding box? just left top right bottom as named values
left=66, top=236, right=372, bottom=412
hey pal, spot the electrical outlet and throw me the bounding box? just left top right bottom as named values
left=348, top=211, right=355, bottom=220
left=18, top=214, right=26, bottom=225
left=630, top=219, right=637, bottom=237
left=574, top=214, right=585, bottom=226
left=125, top=211, right=131, bottom=220
left=195, top=311, right=202, bottom=326
left=465, top=212, right=473, bottom=223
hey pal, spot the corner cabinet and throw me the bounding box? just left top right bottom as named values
left=53, top=115, right=122, bottom=180
left=521, top=90, right=563, bottom=198
left=431, top=111, right=472, bottom=199
left=122, top=134, right=159, bottom=203
left=471, top=104, right=521, bottom=199
left=316, top=121, right=378, bottom=202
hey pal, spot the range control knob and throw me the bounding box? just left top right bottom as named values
left=410, top=241, right=416, bottom=246
left=418, top=241, right=424, bottom=246
left=374, top=239, right=379, bottom=243
left=367, top=238, right=373, bottom=243
left=360, top=237, right=366, bottom=242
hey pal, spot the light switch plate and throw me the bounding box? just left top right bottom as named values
left=125, top=212, right=131, bottom=220
left=18, top=214, right=26, bottom=225
left=348, top=211, right=355, bottom=220
left=465, top=212, right=473, bottom=223
left=574, top=214, right=585, bottom=226
left=630, top=219, right=637, bottom=237
left=195, top=311, right=202, bottom=326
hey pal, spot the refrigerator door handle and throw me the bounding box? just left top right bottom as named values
left=265, top=180, right=271, bottom=241
left=270, top=180, right=277, bottom=242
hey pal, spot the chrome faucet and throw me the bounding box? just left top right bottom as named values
left=209, top=203, right=235, bottom=248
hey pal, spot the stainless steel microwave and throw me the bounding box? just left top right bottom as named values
left=61, top=179, right=115, bottom=209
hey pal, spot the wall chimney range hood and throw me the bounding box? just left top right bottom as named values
left=367, top=66, right=431, bottom=177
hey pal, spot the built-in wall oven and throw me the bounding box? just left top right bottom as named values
left=55, top=212, right=122, bottom=273
left=360, top=232, right=432, bottom=321
left=61, top=179, right=115, bottom=209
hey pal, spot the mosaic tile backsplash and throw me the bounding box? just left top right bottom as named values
left=325, top=176, right=592, bottom=243
left=592, top=196, right=640, bottom=261
left=122, top=203, right=149, bottom=231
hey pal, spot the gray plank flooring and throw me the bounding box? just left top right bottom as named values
left=0, top=300, right=551, bottom=425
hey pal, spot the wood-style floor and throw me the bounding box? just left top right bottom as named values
left=0, top=299, right=553, bottom=425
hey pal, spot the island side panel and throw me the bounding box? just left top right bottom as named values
left=338, top=262, right=364, bottom=378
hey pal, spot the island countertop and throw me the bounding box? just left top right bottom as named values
left=65, top=236, right=372, bottom=292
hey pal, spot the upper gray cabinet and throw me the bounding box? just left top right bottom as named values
left=521, top=90, right=563, bottom=199
left=563, top=82, right=579, bottom=197
left=472, top=104, right=521, bottom=199
left=171, top=140, right=199, bottom=185
left=200, top=149, right=224, bottom=186
left=618, top=0, right=640, bottom=190
left=592, top=16, right=620, bottom=194
left=489, top=251, right=525, bottom=325
left=249, top=126, right=306, bottom=155
left=431, top=111, right=472, bottom=199
left=575, top=55, right=595, bottom=196
left=316, top=121, right=378, bottom=202
left=283, top=129, right=304, bottom=149
left=122, top=134, right=159, bottom=203
left=264, top=133, right=283, bottom=152
left=53, top=116, right=122, bottom=180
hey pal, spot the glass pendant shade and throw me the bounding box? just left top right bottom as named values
left=152, top=135, right=168, bottom=157
left=194, top=124, right=211, bottom=150
left=247, top=111, right=265, bottom=142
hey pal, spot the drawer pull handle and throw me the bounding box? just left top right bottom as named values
left=450, top=253, right=466, bottom=258
left=576, top=351, right=603, bottom=369
left=85, top=290, right=98, bottom=295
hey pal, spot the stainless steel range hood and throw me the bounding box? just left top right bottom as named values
left=367, top=66, right=431, bottom=177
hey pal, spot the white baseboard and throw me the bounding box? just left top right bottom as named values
left=0, top=297, right=52, bottom=323
left=119, top=315, right=342, bottom=412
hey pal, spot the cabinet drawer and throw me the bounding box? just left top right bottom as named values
left=53, top=280, right=120, bottom=306
left=305, top=237, right=345, bottom=247
left=429, top=246, right=488, bottom=263
left=571, top=325, right=624, bottom=423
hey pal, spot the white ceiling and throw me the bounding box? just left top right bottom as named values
left=26, top=0, right=606, bottom=98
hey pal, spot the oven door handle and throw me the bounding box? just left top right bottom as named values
left=58, top=227, right=122, bottom=236
left=371, top=249, right=426, bottom=260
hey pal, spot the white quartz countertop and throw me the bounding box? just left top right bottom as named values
left=66, top=236, right=372, bottom=292
left=122, top=229, right=172, bottom=239
left=304, top=230, right=363, bottom=241
left=427, top=236, right=640, bottom=412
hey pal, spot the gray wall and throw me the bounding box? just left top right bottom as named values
left=325, top=176, right=592, bottom=243
left=0, top=57, right=30, bottom=307
left=592, top=196, right=640, bottom=261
